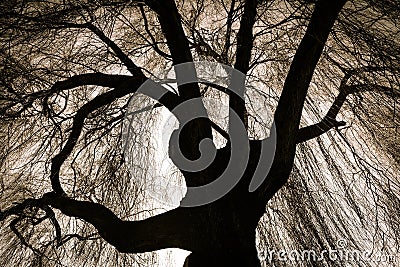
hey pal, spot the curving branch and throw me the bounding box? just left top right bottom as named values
left=2, top=11, right=142, bottom=76
left=40, top=73, right=134, bottom=108
left=1, top=192, right=204, bottom=253
left=49, top=73, right=134, bottom=91
left=49, top=75, right=180, bottom=194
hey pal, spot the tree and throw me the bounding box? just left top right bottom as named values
left=0, top=0, right=399, bottom=266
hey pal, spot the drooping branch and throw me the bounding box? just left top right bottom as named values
left=50, top=75, right=145, bottom=194
left=1, top=197, right=61, bottom=252
left=48, top=73, right=134, bottom=92
left=41, top=73, right=134, bottom=112
left=1, top=10, right=141, bottom=76
left=40, top=11, right=186, bottom=193
left=1, top=73, right=135, bottom=117
left=10, top=218, right=41, bottom=254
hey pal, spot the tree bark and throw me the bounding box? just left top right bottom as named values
left=182, top=197, right=262, bottom=267
left=184, top=238, right=261, bottom=267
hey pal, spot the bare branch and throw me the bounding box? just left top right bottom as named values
left=257, top=0, right=348, bottom=200
left=144, top=0, right=213, bottom=165
left=297, top=119, right=346, bottom=143
left=145, top=0, right=201, bottom=99
left=138, top=5, right=172, bottom=59
left=49, top=75, right=181, bottom=194
left=3, top=12, right=143, bottom=76
left=231, top=0, right=258, bottom=126
left=85, top=23, right=144, bottom=76
left=2, top=192, right=201, bottom=253
left=297, top=81, right=399, bottom=143
left=222, top=0, right=237, bottom=64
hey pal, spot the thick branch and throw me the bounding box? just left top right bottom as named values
left=1, top=193, right=201, bottom=253
left=145, top=0, right=202, bottom=100
left=231, top=0, right=258, bottom=126
left=32, top=73, right=131, bottom=116
left=42, top=73, right=133, bottom=99
left=222, top=0, right=237, bottom=64
left=145, top=0, right=212, bottom=165
left=297, top=119, right=346, bottom=143
left=138, top=5, right=172, bottom=59
left=273, top=0, right=347, bottom=154
left=145, top=0, right=191, bottom=65
left=256, top=0, right=347, bottom=199
left=234, top=0, right=257, bottom=74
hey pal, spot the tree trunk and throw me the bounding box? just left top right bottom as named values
left=181, top=194, right=264, bottom=267
left=183, top=231, right=261, bottom=267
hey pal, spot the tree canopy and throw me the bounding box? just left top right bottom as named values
left=0, top=0, right=399, bottom=266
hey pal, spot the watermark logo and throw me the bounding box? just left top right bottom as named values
left=259, top=239, right=396, bottom=264
left=122, top=61, right=276, bottom=207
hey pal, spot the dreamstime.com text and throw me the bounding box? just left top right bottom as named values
left=258, top=239, right=396, bottom=264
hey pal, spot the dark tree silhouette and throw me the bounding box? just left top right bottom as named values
left=0, top=0, right=399, bottom=266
